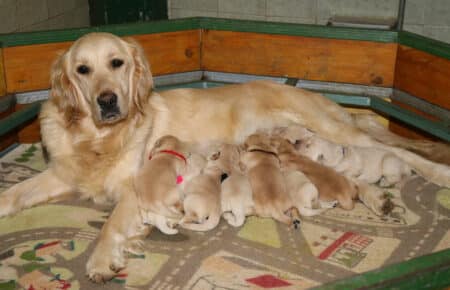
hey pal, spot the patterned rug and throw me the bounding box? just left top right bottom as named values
left=0, top=144, right=449, bottom=290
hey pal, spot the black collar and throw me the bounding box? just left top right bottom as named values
left=248, top=148, right=278, bottom=157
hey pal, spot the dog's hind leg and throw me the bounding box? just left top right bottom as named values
left=0, top=169, right=74, bottom=217
left=354, top=113, right=450, bottom=166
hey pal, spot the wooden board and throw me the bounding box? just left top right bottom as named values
left=202, top=30, right=397, bottom=87
left=0, top=48, right=6, bottom=97
left=0, top=106, right=18, bottom=151
left=389, top=100, right=440, bottom=140
left=3, top=30, right=201, bottom=93
left=395, top=45, right=450, bottom=110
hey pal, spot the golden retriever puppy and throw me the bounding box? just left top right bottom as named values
left=240, top=133, right=300, bottom=226
left=2, top=33, right=449, bottom=283
left=283, top=170, right=337, bottom=216
left=276, top=139, right=359, bottom=210
left=179, top=144, right=237, bottom=231
left=134, top=135, right=206, bottom=235
left=220, top=144, right=255, bottom=227
left=297, top=133, right=412, bottom=187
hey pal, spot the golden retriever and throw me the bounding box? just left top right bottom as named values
left=1, top=32, right=449, bottom=283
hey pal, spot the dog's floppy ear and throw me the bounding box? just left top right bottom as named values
left=124, top=37, right=153, bottom=114
left=50, top=52, right=83, bottom=125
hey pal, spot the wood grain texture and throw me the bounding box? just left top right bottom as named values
left=395, top=45, right=450, bottom=110
left=202, top=30, right=397, bottom=87
left=3, top=30, right=201, bottom=93
left=0, top=48, right=6, bottom=97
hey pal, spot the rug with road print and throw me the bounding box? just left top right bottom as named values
left=0, top=143, right=449, bottom=290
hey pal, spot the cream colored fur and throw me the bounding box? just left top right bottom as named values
left=1, top=32, right=449, bottom=283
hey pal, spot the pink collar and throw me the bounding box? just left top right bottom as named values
left=149, top=149, right=187, bottom=164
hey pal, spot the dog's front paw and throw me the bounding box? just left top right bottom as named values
left=86, top=265, right=117, bottom=284
left=86, top=243, right=125, bottom=283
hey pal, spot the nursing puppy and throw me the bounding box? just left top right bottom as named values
left=180, top=144, right=237, bottom=231
left=240, top=133, right=300, bottom=225
left=276, top=138, right=358, bottom=210
left=134, top=135, right=206, bottom=234
left=283, top=170, right=337, bottom=216
left=220, top=144, right=255, bottom=227
left=297, top=132, right=412, bottom=187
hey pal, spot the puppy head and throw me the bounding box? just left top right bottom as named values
left=181, top=194, right=212, bottom=225
left=272, top=125, right=314, bottom=144
left=209, top=144, right=241, bottom=173
left=50, top=32, right=153, bottom=126
left=243, top=133, right=278, bottom=154
left=150, top=135, right=182, bottom=154
left=298, top=137, right=344, bottom=167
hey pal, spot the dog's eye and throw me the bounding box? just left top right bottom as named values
left=205, top=216, right=209, bottom=220
left=111, top=58, right=124, bottom=69
left=76, top=65, right=90, bottom=75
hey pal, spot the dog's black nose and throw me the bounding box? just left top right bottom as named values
left=97, top=91, right=118, bottom=110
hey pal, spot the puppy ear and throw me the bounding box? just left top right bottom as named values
left=209, top=151, right=221, bottom=161
left=50, top=52, right=83, bottom=124
left=124, top=37, right=153, bottom=114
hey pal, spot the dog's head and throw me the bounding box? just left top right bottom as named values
left=50, top=32, right=153, bottom=126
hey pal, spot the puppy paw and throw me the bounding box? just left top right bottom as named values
left=381, top=196, right=395, bottom=215
left=223, top=212, right=239, bottom=227
left=320, top=200, right=338, bottom=209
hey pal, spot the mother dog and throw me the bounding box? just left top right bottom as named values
left=0, top=33, right=449, bottom=282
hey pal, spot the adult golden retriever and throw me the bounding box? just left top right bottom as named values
left=0, top=32, right=449, bottom=282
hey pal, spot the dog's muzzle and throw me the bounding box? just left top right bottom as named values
left=97, top=91, right=120, bottom=121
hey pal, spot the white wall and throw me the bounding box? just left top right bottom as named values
left=168, top=0, right=450, bottom=43
left=0, top=0, right=90, bottom=34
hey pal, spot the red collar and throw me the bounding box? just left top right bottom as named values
left=149, top=149, right=187, bottom=164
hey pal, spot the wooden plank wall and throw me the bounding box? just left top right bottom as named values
left=0, top=48, right=18, bottom=150
left=392, top=45, right=450, bottom=139
left=202, top=30, right=397, bottom=87
left=0, top=48, right=6, bottom=97
left=1, top=30, right=201, bottom=144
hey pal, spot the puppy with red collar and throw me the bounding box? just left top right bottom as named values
left=134, top=135, right=206, bottom=234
